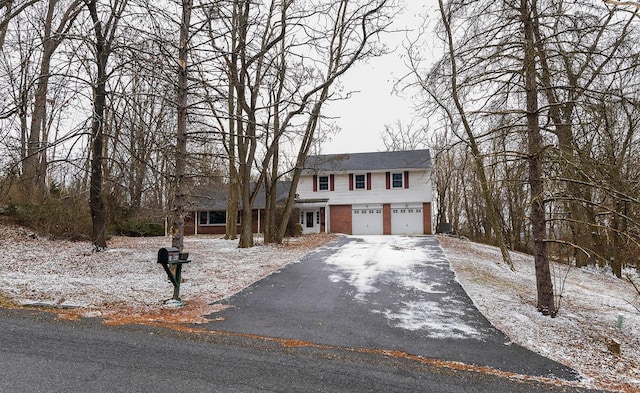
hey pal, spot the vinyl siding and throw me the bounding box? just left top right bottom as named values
left=298, top=170, right=432, bottom=205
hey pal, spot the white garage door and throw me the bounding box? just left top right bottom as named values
left=352, top=205, right=383, bottom=235
left=391, top=204, right=423, bottom=235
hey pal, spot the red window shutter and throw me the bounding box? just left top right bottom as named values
left=330, top=174, right=335, bottom=191
left=349, top=174, right=354, bottom=191
left=404, top=171, right=409, bottom=189
left=313, top=175, right=318, bottom=192
left=385, top=172, right=390, bottom=189
left=366, top=173, right=372, bottom=190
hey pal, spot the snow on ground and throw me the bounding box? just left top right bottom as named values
left=439, top=235, right=640, bottom=393
left=323, top=235, right=493, bottom=340
left=0, top=221, right=638, bottom=391
left=0, top=223, right=332, bottom=323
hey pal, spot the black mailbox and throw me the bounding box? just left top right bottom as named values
left=158, top=247, right=179, bottom=264
left=157, top=247, right=190, bottom=306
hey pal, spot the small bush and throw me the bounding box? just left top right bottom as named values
left=113, top=220, right=164, bottom=237
left=7, top=197, right=92, bottom=241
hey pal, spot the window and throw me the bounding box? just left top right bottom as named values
left=355, top=174, right=365, bottom=189
left=392, top=173, right=403, bottom=188
left=199, top=211, right=227, bottom=225
left=306, top=212, right=314, bottom=228
left=319, top=176, right=329, bottom=190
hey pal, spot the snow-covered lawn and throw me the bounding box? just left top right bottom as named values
left=0, top=223, right=332, bottom=324
left=440, top=235, right=639, bottom=393
left=0, top=222, right=638, bottom=392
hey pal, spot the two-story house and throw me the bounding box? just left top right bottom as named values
left=296, top=149, right=433, bottom=235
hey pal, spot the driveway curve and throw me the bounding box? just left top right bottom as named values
left=205, top=235, right=577, bottom=380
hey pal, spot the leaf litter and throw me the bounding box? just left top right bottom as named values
left=0, top=222, right=638, bottom=391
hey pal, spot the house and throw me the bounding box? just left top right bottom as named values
left=184, top=181, right=292, bottom=235
left=296, top=149, right=433, bottom=235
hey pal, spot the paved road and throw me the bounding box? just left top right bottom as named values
left=206, top=236, right=578, bottom=380
left=0, top=309, right=601, bottom=392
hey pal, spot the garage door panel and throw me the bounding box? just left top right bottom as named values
left=391, top=206, right=423, bottom=235
left=352, top=206, right=383, bottom=235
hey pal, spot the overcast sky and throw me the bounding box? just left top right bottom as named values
left=321, top=2, right=438, bottom=155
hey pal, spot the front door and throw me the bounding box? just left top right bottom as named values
left=301, top=210, right=320, bottom=234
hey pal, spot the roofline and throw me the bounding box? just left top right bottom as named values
left=300, top=167, right=430, bottom=175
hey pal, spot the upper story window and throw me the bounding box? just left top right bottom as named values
left=349, top=173, right=371, bottom=191
left=318, top=176, right=329, bottom=190
left=386, top=171, right=409, bottom=189
left=392, top=173, right=403, bottom=188
left=313, top=174, right=334, bottom=192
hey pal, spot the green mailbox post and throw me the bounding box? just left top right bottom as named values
left=157, top=247, right=190, bottom=306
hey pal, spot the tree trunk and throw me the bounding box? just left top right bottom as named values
left=224, top=6, right=239, bottom=241
left=264, top=144, right=279, bottom=243
left=276, top=98, right=326, bottom=242
left=437, top=0, right=514, bottom=269
left=171, top=0, right=192, bottom=253
left=86, top=0, right=109, bottom=250
left=521, top=0, right=555, bottom=315
left=23, top=0, right=81, bottom=202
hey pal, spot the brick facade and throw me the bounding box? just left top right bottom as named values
left=423, top=202, right=432, bottom=234
left=329, top=205, right=352, bottom=234
left=382, top=204, right=391, bottom=235
left=184, top=210, right=261, bottom=236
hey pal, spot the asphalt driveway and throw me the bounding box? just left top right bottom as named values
left=205, top=235, right=577, bottom=380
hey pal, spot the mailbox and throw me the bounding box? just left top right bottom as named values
left=158, top=247, right=179, bottom=264
left=157, top=247, right=190, bottom=306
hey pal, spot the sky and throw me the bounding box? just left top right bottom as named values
left=321, top=2, right=438, bottom=155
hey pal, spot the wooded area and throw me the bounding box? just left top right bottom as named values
left=403, top=0, right=640, bottom=315
left=0, top=0, right=393, bottom=248
left=1, top=0, right=639, bottom=316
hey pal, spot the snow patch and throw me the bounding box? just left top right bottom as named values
left=323, top=236, right=490, bottom=340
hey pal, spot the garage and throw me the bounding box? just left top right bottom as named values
left=391, top=204, right=423, bottom=235
left=352, top=204, right=383, bottom=235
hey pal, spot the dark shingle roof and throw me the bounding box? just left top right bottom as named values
left=187, top=181, right=292, bottom=211
left=302, top=149, right=431, bottom=174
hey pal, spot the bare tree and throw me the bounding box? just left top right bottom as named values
left=0, top=0, right=40, bottom=51
left=414, top=0, right=640, bottom=315
left=381, top=120, right=428, bottom=151
left=169, top=0, right=192, bottom=252
left=21, top=0, right=82, bottom=202
left=520, top=0, right=554, bottom=314
left=412, top=0, right=514, bottom=270
left=84, top=0, right=128, bottom=250
left=273, top=0, right=394, bottom=243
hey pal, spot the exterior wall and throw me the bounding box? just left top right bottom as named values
left=297, top=166, right=433, bottom=236
left=299, top=208, right=321, bottom=234
left=297, top=170, right=432, bottom=205
left=423, top=202, right=433, bottom=234
left=329, top=205, right=352, bottom=234
left=184, top=215, right=196, bottom=235
left=186, top=209, right=262, bottom=236
left=382, top=203, right=391, bottom=235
